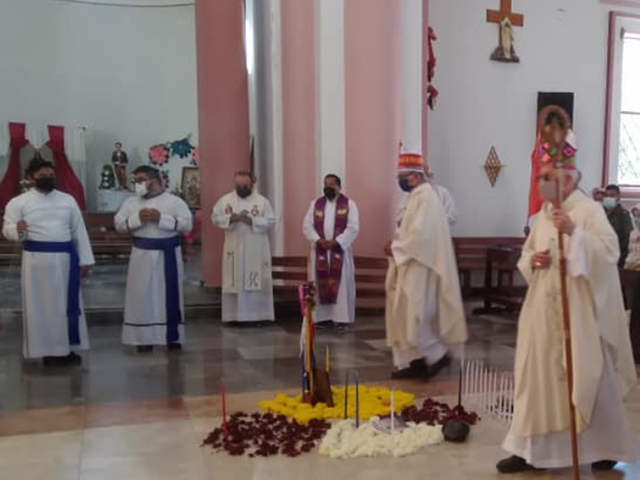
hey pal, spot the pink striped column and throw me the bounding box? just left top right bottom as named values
left=280, top=0, right=317, bottom=255
left=345, top=0, right=403, bottom=256
left=195, top=0, right=250, bottom=286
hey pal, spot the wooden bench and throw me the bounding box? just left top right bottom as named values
left=453, top=237, right=525, bottom=297
left=271, top=255, right=388, bottom=317
left=472, top=245, right=526, bottom=314
left=84, top=213, right=132, bottom=261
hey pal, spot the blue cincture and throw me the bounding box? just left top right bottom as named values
left=133, top=236, right=182, bottom=344
left=23, top=240, right=81, bottom=345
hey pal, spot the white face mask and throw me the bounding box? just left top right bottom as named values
left=538, top=179, right=557, bottom=203
left=134, top=181, right=149, bottom=197
left=603, top=197, right=618, bottom=210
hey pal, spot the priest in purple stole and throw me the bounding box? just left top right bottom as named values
left=303, top=174, right=360, bottom=330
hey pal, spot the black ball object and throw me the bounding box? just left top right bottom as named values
left=443, top=419, right=470, bottom=443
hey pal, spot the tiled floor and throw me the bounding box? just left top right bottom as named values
left=1, top=266, right=639, bottom=479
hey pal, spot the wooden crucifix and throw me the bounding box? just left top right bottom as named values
left=487, top=0, right=524, bottom=63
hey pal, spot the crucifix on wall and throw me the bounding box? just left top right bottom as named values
left=487, top=0, right=524, bottom=63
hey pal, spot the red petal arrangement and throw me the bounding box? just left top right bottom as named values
left=202, top=412, right=330, bottom=458
left=400, top=398, right=479, bottom=426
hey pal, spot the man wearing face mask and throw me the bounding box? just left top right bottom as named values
left=303, top=174, right=360, bottom=330
left=212, top=171, right=276, bottom=325
left=603, top=184, right=633, bottom=269
left=384, top=153, right=467, bottom=380
left=497, top=127, right=637, bottom=474
left=2, top=157, right=94, bottom=365
left=115, top=165, right=193, bottom=352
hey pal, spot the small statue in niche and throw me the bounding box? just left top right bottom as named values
left=111, top=142, right=130, bottom=190
left=99, top=164, right=116, bottom=190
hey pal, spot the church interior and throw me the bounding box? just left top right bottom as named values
left=2, top=0, right=640, bottom=479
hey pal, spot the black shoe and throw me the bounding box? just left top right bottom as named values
left=67, top=352, right=82, bottom=365
left=43, top=353, right=81, bottom=367
left=43, top=356, right=66, bottom=366
left=167, top=343, right=182, bottom=352
left=137, top=345, right=154, bottom=353
left=428, top=354, right=452, bottom=378
left=496, top=456, right=539, bottom=474
left=315, top=321, right=333, bottom=330
left=592, top=460, right=617, bottom=471
left=391, top=359, right=430, bottom=379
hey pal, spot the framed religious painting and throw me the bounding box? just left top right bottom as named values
left=181, top=166, right=201, bottom=209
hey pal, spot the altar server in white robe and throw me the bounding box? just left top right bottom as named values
left=497, top=131, right=638, bottom=474
left=385, top=153, right=467, bottom=380
left=115, top=165, right=192, bottom=352
left=2, top=158, right=94, bottom=365
left=212, top=171, right=276, bottom=324
left=303, top=174, right=360, bottom=330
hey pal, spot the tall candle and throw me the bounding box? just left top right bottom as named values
left=221, top=380, right=228, bottom=438
left=390, top=389, right=395, bottom=432
left=355, top=372, right=360, bottom=428
left=343, top=371, right=349, bottom=419
left=325, top=345, right=330, bottom=373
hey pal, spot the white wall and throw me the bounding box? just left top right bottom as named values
left=0, top=0, right=198, bottom=210
left=428, top=0, right=625, bottom=237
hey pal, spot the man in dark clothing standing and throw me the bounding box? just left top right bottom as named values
left=604, top=184, right=633, bottom=269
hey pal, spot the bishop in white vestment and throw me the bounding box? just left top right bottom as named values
left=2, top=158, right=94, bottom=364
left=498, top=133, right=638, bottom=473
left=386, top=153, right=467, bottom=379
left=303, top=174, right=360, bottom=327
left=212, top=172, right=276, bottom=323
left=115, top=166, right=193, bottom=350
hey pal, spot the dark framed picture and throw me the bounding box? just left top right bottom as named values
left=181, top=166, right=201, bottom=209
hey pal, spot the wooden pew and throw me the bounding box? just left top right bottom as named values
left=271, top=255, right=389, bottom=316
left=453, top=237, right=525, bottom=297
left=83, top=213, right=132, bottom=261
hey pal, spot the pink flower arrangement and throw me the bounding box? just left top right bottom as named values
left=149, top=144, right=170, bottom=165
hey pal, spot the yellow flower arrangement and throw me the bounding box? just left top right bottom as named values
left=259, top=386, right=415, bottom=425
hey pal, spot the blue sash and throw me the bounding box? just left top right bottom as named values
left=23, top=240, right=81, bottom=346
left=133, top=236, right=182, bottom=344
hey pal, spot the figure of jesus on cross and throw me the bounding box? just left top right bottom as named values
left=487, top=0, right=524, bottom=63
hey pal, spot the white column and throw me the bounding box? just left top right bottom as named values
left=400, top=0, right=423, bottom=155
left=315, top=0, right=346, bottom=188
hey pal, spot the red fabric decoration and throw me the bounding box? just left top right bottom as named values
left=427, top=27, right=437, bottom=83
left=427, top=85, right=439, bottom=110
left=527, top=133, right=544, bottom=220
left=0, top=122, right=29, bottom=212
left=46, top=125, right=86, bottom=210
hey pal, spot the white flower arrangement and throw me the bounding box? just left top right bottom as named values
left=318, top=418, right=444, bottom=459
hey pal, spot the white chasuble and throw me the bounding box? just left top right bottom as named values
left=503, top=189, right=638, bottom=468
left=212, top=191, right=276, bottom=322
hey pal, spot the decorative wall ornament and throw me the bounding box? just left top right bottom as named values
left=486, top=0, right=524, bottom=63
left=148, top=135, right=197, bottom=166
left=484, top=146, right=505, bottom=187
left=426, top=27, right=439, bottom=110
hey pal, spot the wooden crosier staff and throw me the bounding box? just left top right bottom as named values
left=538, top=105, right=580, bottom=480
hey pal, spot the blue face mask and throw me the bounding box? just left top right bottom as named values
left=399, top=178, right=413, bottom=192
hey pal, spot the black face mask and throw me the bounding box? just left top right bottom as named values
left=323, top=187, right=337, bottom=200
left=235, top=186, right=252, bottom=198
left=35, top=177, right=56, bottom=192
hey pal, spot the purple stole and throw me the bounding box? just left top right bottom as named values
left=313, top=194, right=349, bottom=304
